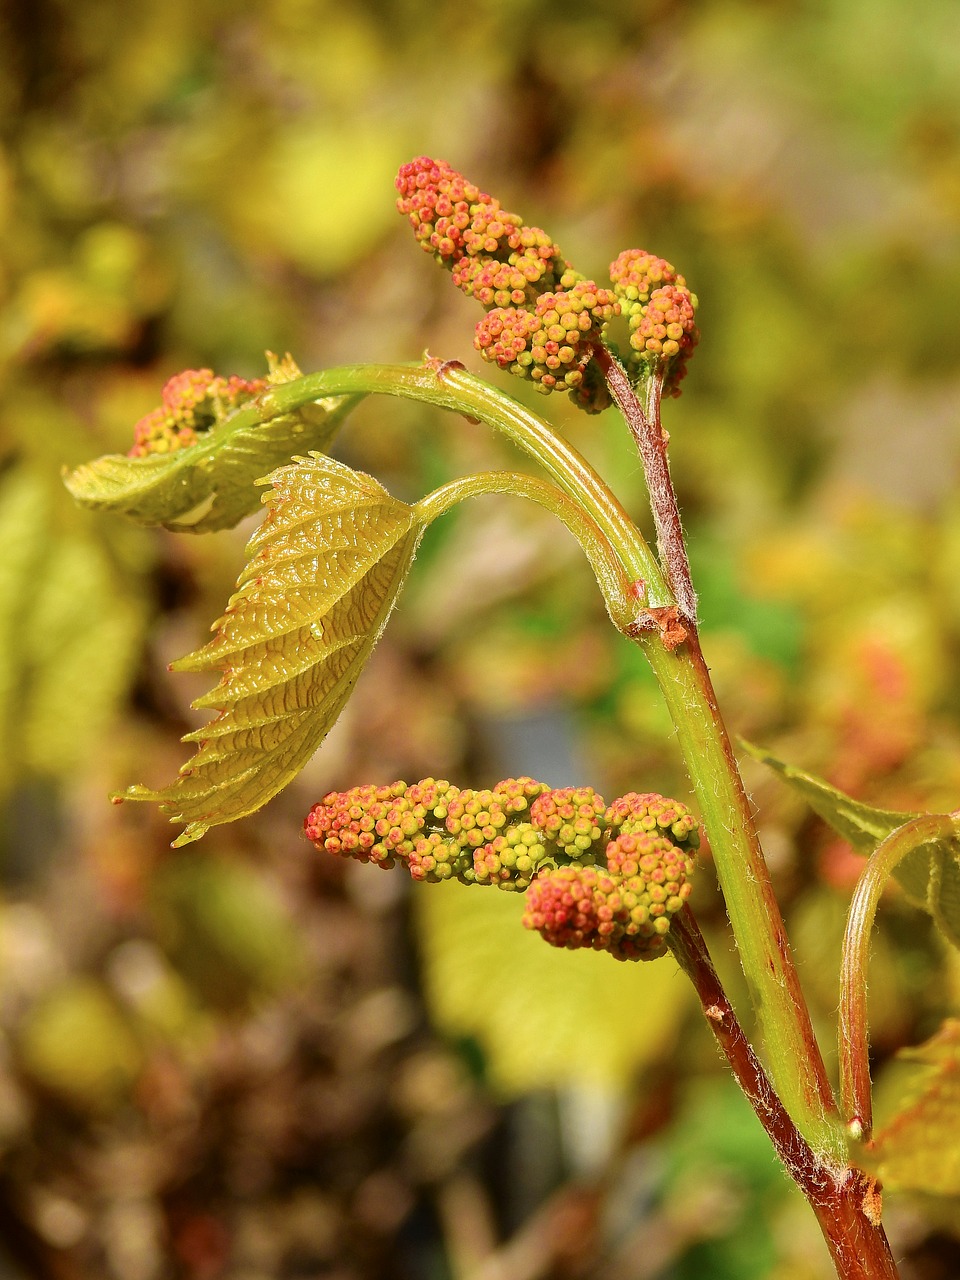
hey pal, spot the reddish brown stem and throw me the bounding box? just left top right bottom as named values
left=594, top=346, right=697, bottom=622
left=669, top=909, right=900, bottom=1279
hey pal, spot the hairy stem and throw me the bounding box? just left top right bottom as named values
left=594, top=347, right=697, bottom=621
left=840, top=811, right=960, bottom=1137
left=670, top=909, right=899, bottom=1279
left=642, top=630, right=842, bottom=1156
left=596, top=348, right=841, bottom=1156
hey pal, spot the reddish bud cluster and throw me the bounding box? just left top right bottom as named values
left=522, top=863, right=677, bottom=961
left=303, top=781, right=426, bottom=868
left=474, top=283, right=618, bottom=411
left=609, top=249, right=699, bottom=396
left=305, top=780, right=698, bottom=954
left=129, top=369, right=267, bottom=457
left=397, top=157, right=619, bottom=411
left=396, top=158, right=570, bottom=307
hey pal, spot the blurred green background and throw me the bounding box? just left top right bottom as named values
left=1, top=0, right=960, bottom=1276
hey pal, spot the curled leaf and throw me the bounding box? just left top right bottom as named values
left=120, top=452, right=426, bottom=844
left=64, top=360, right=361, bottom=532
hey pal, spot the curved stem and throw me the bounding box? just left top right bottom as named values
left=415, top=470, right=635, bottom=626
left=840, top=811, right=960, bottom=1138
left=247, top=359, right=667, bottom=604
left=670, top=909, right=900, bottom=1279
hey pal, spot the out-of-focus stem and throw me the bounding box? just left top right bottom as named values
left=840, top=811, right=960, bottom=1137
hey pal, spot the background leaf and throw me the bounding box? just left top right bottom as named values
left=0, top=464, right=145, bottom=791
left=63, top=390, right=361, bottom=533
left=414, top=878, right=694, bottom=1092
left=867, top=1019, right=960, bottom=1194
left=122, top=451, right=426, bottom=844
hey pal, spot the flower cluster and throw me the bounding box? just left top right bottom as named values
left=396, top=157, right=572, bottom=305
left=396, top=157, right=615, bottom=412
left=474, top=284, right=618, bottom=410
left=306, top=778, right=698, bottom=959
left=129, top=368, right=267, bottom=457
left=609, top=249, right=699, bottom=396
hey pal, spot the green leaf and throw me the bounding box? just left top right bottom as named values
left=744, top=741, right=960, bottom=946
left=63, top=390, right=361, bottom=533
left=120, top=451, right=426, bottom=845
left=867, top=1018, right=960, bottom=1194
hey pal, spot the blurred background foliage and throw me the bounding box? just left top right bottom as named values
left=1, top=0, right=960, bottom=1275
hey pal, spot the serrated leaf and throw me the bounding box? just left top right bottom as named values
left=744, top=741, right=960, bottom=947
left=741, top=740, right=918, bottom=853
left=866, top=1018, right=960, bottom=1194
left=414, top=878, right=693, bottom=1092
left=121, top=451, right=426, bottom=844
left=63, top=392, right=361, bottom=533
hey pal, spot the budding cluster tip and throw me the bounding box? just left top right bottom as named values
left=609, top=250, right=699, bottom=396
left=396, top=157, right=614, bottom=412
left=129, top=369, right=267, bottom=458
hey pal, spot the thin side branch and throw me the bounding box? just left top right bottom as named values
left=594, top=346, right=697, bottom=622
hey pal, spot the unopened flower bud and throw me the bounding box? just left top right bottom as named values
left=304, top=780, right=425, bottom=868
left=609, top=250, right=699, bottom=396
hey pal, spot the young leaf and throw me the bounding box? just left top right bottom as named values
left=64, top=392, right=361, bottom=533
left=120, top=451, right=427, bottom=845
left=866, top=1019, right=960, bottom=1195
left=741, top=741, right=918, bottom=853
left=744, top=741, right=960, bottom=947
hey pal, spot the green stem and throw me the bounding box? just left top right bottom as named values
left=254, top=356, right=841, bottom=1152
left=839, top=811, right=960, bottom=1138
left=416, top=471, right=634, bottom=625
left=641, top=630, right=844, bottom=1158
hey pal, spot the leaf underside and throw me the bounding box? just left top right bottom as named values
left=744, top=741, right=960, bottom=947
left=63, top=393, right=361, bottom=533
left=121, top=451, right=425, bottom=844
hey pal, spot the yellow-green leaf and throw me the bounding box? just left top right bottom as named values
left=744, top=741, right=960, bottom=948
left=867, top=1018, right=960, bottom=1194
left=63, top=391, right=361, bottom=533
left=121, top=451, right=426, bottom=844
